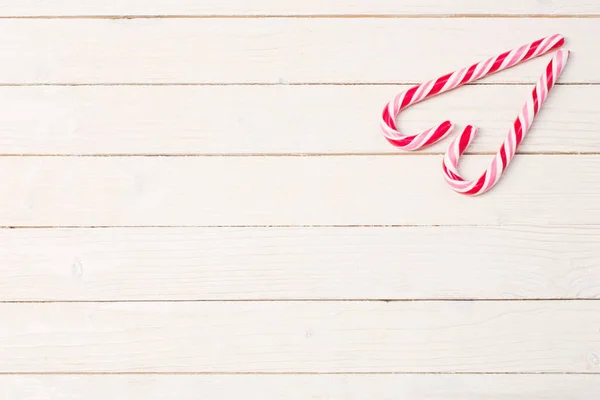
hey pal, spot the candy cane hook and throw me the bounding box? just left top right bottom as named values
left=442, top=49, right=570, bottom=196
left=381, top=34, right=565, bottom=151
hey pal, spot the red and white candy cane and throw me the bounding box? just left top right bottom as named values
left=380, top=34, right=565, bottom=150
left=442, top=49, right=570, bottom=196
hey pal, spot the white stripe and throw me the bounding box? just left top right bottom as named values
left=471, top=57, right=492, bottom=80
left=392, top=93, right=403, bottom=115
left=499, top=49, right=518, bottom=69
left=406, top=127, right=435, bottom=150
left=414, top=79, right=435, bottom=102
left=552, top=54, right=559, bottom=88
left=525, top=97, right=535, bottom=129
left=540, top=68, right=548, bottom=103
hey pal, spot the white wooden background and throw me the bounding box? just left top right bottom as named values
left=1, top=1, right=600, bottom=399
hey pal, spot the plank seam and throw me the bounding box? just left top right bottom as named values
left=0, top=82, right=589, bottom=86
left=0, top=152, right=596, bottom=157
left=2, top=299, right=599, bottom=303
left=0, top=371, right=598, bottom=375
left=3, top=223, right=600, bottom=228
left=0, top=15, right=598, bottom=19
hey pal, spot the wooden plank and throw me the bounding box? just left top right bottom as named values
left=0, top=18, right=593, bottom=84
left=2, top=226, right=600, bottom=301
left=0, top=84, right=593, bottom=155
left=0, top=155, right=598, bottom=226
left=0, top=1, right=598, bottom=16
left=1, top=301, right=599, bottom=372
left=2, top=374, right=600, bottom=400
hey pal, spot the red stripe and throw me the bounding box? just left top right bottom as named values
left=499, top=143, right=507, bottom=168
left=531, top=87, right=540, bottom=114
left=385, top=136, right=414, bottom=148
left=548, top=37, right=565, bottom=51
left=422, top=121, right=453, bottom=147
left=382, top=107, right=396, bottom=130
left=429, top=73, right=453, bottom=96
left=522, top=37, right=563, bottom=65
left=487, top=51, right=510, bottom=74
left=442, top=163, right=462, bottom=181
left=545, top=59, right=555, bottom=88
left=522, top=38, right=543, bottom=61
left=458, top=126, right=474, bottom=154
left=464, top=174, right=487, bottom=195
left=513, top=118, right=524, bottom=146
left=400, top=86, right=418, bottom=109
left=459, top=63, right=478, bottom=85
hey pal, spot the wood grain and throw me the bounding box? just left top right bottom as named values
left=0, top=155, right=598, bottom=226
left=3, top=374, right=600, bottom=400
left=0, top=1, right=597, bottom=390
left=0, top=1, right=598, bottom=16
left=0, top=18, right=592, bottom=84
left=1, top=301, right=599, bottom=372
left=0, top=84, right=593, bottom=155
left=1, top=226, right=599, bottom=301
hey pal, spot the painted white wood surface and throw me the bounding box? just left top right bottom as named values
left=0, top=155, right=598, bottom=226
left=1, top=301, right=599, bottom=373
left=0, top=85, right=594, bottom=155
left=3, top=374, right=600, bottom=400
left=0, top=18, right=592, bottom=84
left=1, top=226, right=599, bottom=301
left=0, top=1, right=598, bottom=16
left=0, top=1, right=598, bottom=396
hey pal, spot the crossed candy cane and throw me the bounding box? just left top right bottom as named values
left=380, top=34, right=570, bottom=196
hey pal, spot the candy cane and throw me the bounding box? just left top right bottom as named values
left=381, top=34, right=565, bottom=150
left=442, top=49, right=570, bottom=196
